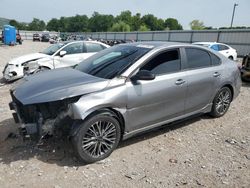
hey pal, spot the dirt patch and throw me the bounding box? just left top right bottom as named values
left=0, top=41, right=249, bottom=188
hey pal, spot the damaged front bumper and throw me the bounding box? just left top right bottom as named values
left=9, top=93, right=75, bottom=140
left=3, top=64, right=23, bottom=81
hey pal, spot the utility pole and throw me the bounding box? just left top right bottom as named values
left=230, top=3, right=238, bottom=28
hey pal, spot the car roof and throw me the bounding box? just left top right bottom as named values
left=121, top=41, right=183, bottom=47
left=60, top=40, right=110, bottom=46
left=118, top=41, right=207, bottom=51
left=193, top=42, right=231, bottom=46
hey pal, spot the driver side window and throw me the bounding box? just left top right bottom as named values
left=62, top=42, right=84, bottom=55
left=140, top=49, right=181, bottom=75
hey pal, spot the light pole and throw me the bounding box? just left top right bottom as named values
left=230, top=3, right=238, bottom=28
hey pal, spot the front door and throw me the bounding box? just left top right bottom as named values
left=53, top=42, right=85, bottom=68
left=125, top=49, right=187, bottom=132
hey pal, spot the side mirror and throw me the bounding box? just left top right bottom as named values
left=131, top=70, right=155, bottom=81
left=59, top=50, right=67, bottom=57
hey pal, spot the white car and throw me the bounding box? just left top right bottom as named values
left=2, top=41, right=110, bottom=81
left=193, top=42, right=237, bottom=60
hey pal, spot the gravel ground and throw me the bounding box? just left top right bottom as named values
left=0, top=41, right=249, bottom=188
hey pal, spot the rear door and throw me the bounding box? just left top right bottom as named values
left=218, top=44, right=230, bottom=58
left=83, top=42, right=108, bottom=60
left=183, top=48, right=222, bottom=114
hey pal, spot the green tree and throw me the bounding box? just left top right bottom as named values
left=110, top=21, right=130, bottom=32
left=190, top=20, right=205, bottom=30
left=89, top=12, right=114, bottom=32
left=164, top=18, right=183, bottom=30
left=28, top=18, right=46, bottom=31
left=46, top=18, right=60, bottom=31
left=116, top=10, right=132, bottom=25
left=9, top=19, right=27, bottom=30
left=131, top=13, right=141, bottom=31
left=138, top=24, right=149, bottom=31
left=141, top=14, right=165, bottom=31
left=9, top=19, right=19, bottom=28
left=66, top=15, right=89, bottom=32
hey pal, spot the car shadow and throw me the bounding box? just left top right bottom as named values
left=242, top=81, right=250, bottom=88
left=0, top=114, right=208, bottom=167
left=0, top=77, right=14, bottom=86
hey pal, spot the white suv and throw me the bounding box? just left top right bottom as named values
left=3, top=41, right=110, bottom=81
left=193, top=42, right=237, bottom=61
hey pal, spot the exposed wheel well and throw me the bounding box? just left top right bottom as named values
left=72, top=108, right=125, bottom=140
left=39, top=66, right=51, bottom=70
left=221, top=84, right=234, bottom=101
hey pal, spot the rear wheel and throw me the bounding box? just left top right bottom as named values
left=210, top=87, right=232, bottom=117
left=72, top=113, right=121, bottom=163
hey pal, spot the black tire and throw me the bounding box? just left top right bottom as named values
left=210, top=87, right=232, bottom=117
left=228, top=56, right=233, bottom=60
left=72, top=113, right=121, bottom=163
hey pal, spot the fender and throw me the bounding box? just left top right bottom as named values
left=70, top=83, right=127, bottom=122
left=37, top=59, right=54, bottom=69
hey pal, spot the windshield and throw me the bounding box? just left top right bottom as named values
left=76, top=45, right=151, bottom=79
left=41, top=43, right=66, bottom=55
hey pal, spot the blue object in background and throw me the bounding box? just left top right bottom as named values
left=3, top=25, right=16, bottom=45
left=210, top=44, right=219, bottom=51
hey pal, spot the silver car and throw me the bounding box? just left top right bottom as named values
left=9, top=42, right=241, bottom=163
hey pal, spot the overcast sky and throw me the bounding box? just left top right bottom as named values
left=1, top=0, right=249, bottom=29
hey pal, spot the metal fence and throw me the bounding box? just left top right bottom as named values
left=18, top=30, right=59, bottom=40
left=85, top=29, right=250, bottom=57
left=2, top=29, right=250, bottom=57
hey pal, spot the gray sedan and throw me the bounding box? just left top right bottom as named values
left=9, top=42, right=241, bottom=163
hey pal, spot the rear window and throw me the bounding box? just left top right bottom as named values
left=86, top=43, right=106, bottom=52
left=185, top=48, right=211, bottom=69
left=210, top=53, right=221, bottom=66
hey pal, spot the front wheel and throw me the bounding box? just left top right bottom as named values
left=210, top=87, right=232, bottom=117
left=72, top=114, right=121, bottom=163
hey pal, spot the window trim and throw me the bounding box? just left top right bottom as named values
left=60, top=42, right=84, bottom=55
left=136, top=48, right=182, bottom=77
left=85, top=42, right=105, bottom=53
left=183, top=47, right=213, bottom=70
left=218, top=44, right=229, bottom=51
left=209, top=52, right=222, bottom=66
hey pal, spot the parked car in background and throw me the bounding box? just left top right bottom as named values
left=241, top=52, right=250, bottom=81
left=33, top=33, right=40, bottom=41
left=9, top=42, right=241, bottom=163
left=2, top=40, right=110, bottom=81
left=193, top=42, right=237, bottom=60
left=41, top=33, right=50, bottom=42
left=49, top=35, right=61, bottom=44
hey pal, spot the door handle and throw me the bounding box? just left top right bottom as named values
left=175, top=79, right=186, bottom=85
left=213, top=72, right=221, bottom=77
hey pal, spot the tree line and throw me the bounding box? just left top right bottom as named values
left=9, top=10, right=183, bottom=32
left=9, top=10, right=250, bottom=32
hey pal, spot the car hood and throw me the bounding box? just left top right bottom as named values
left=8, top=53, right=50, bottom=66
left=12, top=68, right=109, bottom=105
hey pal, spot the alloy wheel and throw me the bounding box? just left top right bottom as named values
left=81, top=121, right=117, bottom=158
left=215, top=89, right=231, bottom=115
